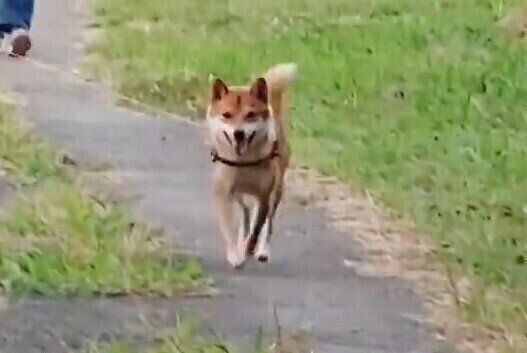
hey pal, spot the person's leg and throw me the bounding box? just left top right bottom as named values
left=0, top=0, right=35, bottom=32
left=0, top=0, right=34, bottom=56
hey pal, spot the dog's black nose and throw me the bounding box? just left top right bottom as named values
left=233, top=130, right=245, bottom=142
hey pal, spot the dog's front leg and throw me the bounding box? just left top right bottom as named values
left=213, top=187, right=246, bottom=269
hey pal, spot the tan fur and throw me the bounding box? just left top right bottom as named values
left=206, top=63, right=297, bottom=268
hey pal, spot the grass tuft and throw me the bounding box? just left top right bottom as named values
left=84, top=318, right=313, bottom=353
left=0, top=102, right=202, bottom=297
left=0, top=104, right=62, bottom=184
left=84, top=320, right=235, bottom=353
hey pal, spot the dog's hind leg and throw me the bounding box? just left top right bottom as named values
left=246, top=196, right=270, bottom=256
left=237, top=200, right=250, bottom=242
left=255, top=216, right=273, bottom=263
left=255, top=178, right=284, bottom=263
left=236, top=198, right=251, bottom=259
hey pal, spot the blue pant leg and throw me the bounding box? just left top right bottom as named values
left=0, top=0, right=35, bottom=34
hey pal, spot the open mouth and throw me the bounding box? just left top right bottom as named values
left=223, top=130, right=252, bottom=156
left=223, top=130, right=242, bottom=155
left=234, top=132, right=255, bottom=156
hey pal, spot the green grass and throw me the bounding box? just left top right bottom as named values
left=0, top=102, right=63, bottom=185
left=0, top=103, right=202, bottom=296
left=85, top=320, right=238, bottom=353
left=84, top=318, right=309, bottom=353
left=88, top=0, right=527, bottom=350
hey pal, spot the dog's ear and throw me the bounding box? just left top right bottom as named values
left=250, top=77, right=268, bottom=104
left=212, top=79, right=228, bottom=100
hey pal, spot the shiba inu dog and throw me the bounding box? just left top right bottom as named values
left=206, top=63, right=297, bottom=268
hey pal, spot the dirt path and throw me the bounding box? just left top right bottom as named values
left=0, top=1, right=449, bottom=352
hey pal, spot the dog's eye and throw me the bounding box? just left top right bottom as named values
left=245, top=112, right=257, bottom=120
left=222, top=112, right=232, bottom=119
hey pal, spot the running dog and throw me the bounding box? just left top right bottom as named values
left=206, top=63, right=297, bottom=268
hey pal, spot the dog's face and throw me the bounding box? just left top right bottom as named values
left=207, top=78, right=275, bottom=157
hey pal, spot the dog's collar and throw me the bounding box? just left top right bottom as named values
left=211, top=141, right=279, bottom=168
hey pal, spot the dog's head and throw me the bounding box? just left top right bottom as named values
left=206, top=77, right=276, bottom=157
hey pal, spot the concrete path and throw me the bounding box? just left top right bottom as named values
left=0, top=1, right=449, bottom=352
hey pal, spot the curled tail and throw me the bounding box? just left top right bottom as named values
left=264, top=62, right=298, bottom=94
left=263, top=63, right=298, bottom=118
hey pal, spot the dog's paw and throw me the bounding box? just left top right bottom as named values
left=227, top=247, right=245, bottom=269
left=254, top=244, right=270, bottom=263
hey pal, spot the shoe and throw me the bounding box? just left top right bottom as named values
left=8, top=28, right=31, bottom=57
left=0, top=32, right=8, bottom=53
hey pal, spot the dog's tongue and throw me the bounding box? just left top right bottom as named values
left=235, top=144, right=243, bottom=156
